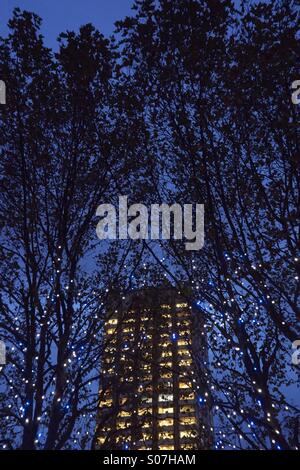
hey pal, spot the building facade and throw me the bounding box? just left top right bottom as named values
left=95, top=286, right=213, bottom=450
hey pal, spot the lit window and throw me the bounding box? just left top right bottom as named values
left=180, top=417, right=196, bottom=425
left=119, top=410, right=131, bottom=417
left=176, top=303, right=188, bottom=308
left=117, top=421, right=130, bottom=430
left=120, top=376, right=134, bottom=383
left=161, top=362, right=172, bottom=368
left=179, top=359, right=192, bottom=367
left=161, top=371, right=172, bottom=379
left=158, top=418, right=173, bottom=427
left=116, top=436, right=131, bottom=444
left=161, top=351, right=172, bottom=358
left=106, top=329, right=115, bottom=335
left=102, top=426, right=111, bottom=432
left=181, top=320, right=190, bottom=326
left=160, top=341, right=171, bottom=348
left=99, top=399, right=113, bottom=407
left=179, top=330, right=189, bottom=337
left=107, top=318, right=118, bottom=325
left=179, top=382, right=190, bottom=389
left=162, top=313, right=171, bottom=319
left=142, top=421, right=151, bottom=428
left=161, top=333, right=169, bottom=338
left=104, top=357, right=114, bottom=364
left=180, top=430, right=197, bottom=439
left=179, top=391, right=195, bottom=401
left=107, top=347, right=116, bottom=354
left=177, top=310, right=189, bottom=317
left=178, top=339, right=188, bottom=346
left=178, top=349, right=191, bottom=357
left=161, top=304, right=171, bottom=309
left=100, top=389, right=112, bottom=399
left=159, top=394, right=173, bottom=402
left=158, top=431, right=173, bottom=440
left=159, top=445, right=174, bottom=450
left=180, top=405, right=195, bottom=414
left=142, top=397, right=152, bottom=404
left=158, top=407, right=174, bottom=415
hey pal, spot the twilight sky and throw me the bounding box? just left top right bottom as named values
left=0, top=0, right=135, bottom=48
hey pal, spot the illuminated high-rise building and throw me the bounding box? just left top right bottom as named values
left=94, top=286, right=213, bottom=450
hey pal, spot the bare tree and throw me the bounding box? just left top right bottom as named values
left=115, top=0, right=300, bottom=449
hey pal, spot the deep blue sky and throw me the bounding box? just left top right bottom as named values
left=0, top=0, right=135, bottom=48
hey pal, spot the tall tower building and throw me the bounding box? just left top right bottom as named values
left=94, top=286, right=213, bottom=450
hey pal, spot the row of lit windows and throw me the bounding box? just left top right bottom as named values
left=108, top=324, right=191, bottom=337
left=157, top=430, right=197, bottom=440
left=161, top=303, right=188, bottom=309
left=103, top=346, right=191, bottom=370
left=158, top=417, right=196, bottom=427
left=112, top=414, right=196, bottom=426
left=97, top=414, right=197, bottom=436
left=103, top=372, right=191, bottom=392
left=103, top=390, right=194, bottom=402
left=109, top=324, right=192, bottom=335
left=105, top=303, right=188, bottom=324
left=103, top=339, right=191, bottom=356
left=157, top=405, right=194, bottom=414
left=107, top=428, right=197, bottom=439
left=98, top=441, right=197, bottom=451
left=98, top=437, right=197, bottom=450
left=103, top=352, right=193, bottom=366
left=103, top=340, right=192, bottom=351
